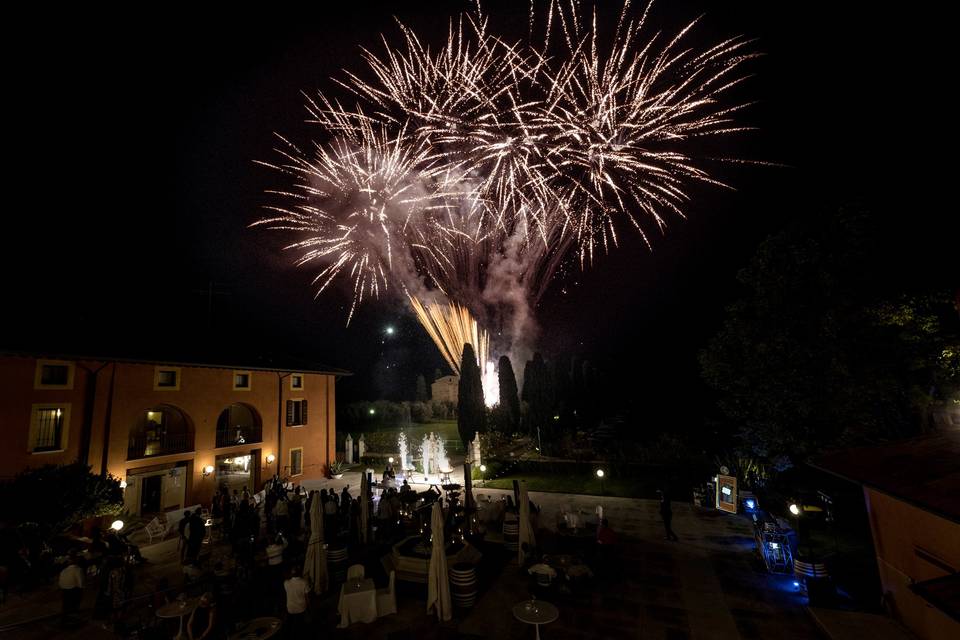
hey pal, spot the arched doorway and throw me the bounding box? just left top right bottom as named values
left=215, top=403, right=262, bottom=448
left=127, top=405, right=193, bottom=460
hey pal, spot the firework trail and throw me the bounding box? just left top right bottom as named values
left=253, top=0, right=756, bottom=396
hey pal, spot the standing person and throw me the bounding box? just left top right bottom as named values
left=265, top=491, right=277, bottom=535
left=211, top=492, right=223, bottom=540
left=275, top=496, right=290, bottom=535
left=658, top=490, right=679, bottom=541
left=221, top=492, right=233, bottom=537
left=178, top=510, right=192, bottom=563
left=58, top=551, right=84, bottom=625
left=283, top=566, right=310, bottom=638
left=323, top=490, right=339, bottom=538
left=288, top=493, right=303, bottom=539
left=187, top=510, right=206, bottom=562
left=345, top=497, right=357, bottom=544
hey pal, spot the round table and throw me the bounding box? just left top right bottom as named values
left=229, top=616, right=282, bottom=640
left=155, top=597, right=198, bottom=640
left=513, top=599, right=559, bottom=640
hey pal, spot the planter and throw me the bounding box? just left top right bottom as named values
left=334, top=474, right=344, bottom=479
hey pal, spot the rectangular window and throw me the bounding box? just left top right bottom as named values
left=41, top=365, right=69, bottom=386
left=29, top=403, right=70, bottom=453
left=290, top=374, right=304, bottom=390
left=285, top=399, right=308, bottom=426
left=34, top=408, right=64, bottom=451
left=233, top=371, right=251, bottom=390
left=289, top=447, right=303, bottom=476
left=154, top=367, right=181, bottom=391
left=34, top=360, right=74, bottom=390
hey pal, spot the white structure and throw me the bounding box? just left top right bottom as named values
left=431, top=375, right=459, bottom=404
left=434, top=433, right=449, bottom=473
left=358, top=434, right=366, bottom=459
left=421, top=434, right=432, bottom=476
left=398, top=432, right=410, bottom=472
left=344, top=433, right=354, bottom=464
left=471, top=433, right=481, bottom=467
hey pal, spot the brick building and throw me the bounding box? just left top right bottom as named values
left=0, top=352, right=348, bottom=517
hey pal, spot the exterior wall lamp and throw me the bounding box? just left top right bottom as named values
left=202, top=465, right=214, bottom=477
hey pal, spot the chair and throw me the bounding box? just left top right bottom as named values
left=346, top=564, right=365, bottom=580
left=144, top=517, right=167, bottom=544
left=376, top=570, right=397, bottom=616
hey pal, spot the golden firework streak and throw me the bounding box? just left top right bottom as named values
left=408, top=294, right=489, bottom=377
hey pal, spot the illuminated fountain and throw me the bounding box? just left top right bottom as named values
left=398, top=431, right=410, bottom=477
left=435, top=433, right=450, bottom=475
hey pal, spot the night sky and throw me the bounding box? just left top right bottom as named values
left=4, top=2, right=952, bottom=420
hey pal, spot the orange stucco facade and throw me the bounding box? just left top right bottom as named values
left=0, top=354, right=340, bottom=514
left=863, top=488, right=960, bottom=639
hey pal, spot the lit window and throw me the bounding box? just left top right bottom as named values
left=286, top=399, right=307, bottom=426
left=30, top=404, right=70, bottom=453
left=289, top=447, right=303, bottom=476
left=290, top=374, right=304, bottom=390
left=233, top=371, right=251, bottom=390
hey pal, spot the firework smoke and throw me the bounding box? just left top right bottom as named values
left=253, top=1, right=756, bottom=395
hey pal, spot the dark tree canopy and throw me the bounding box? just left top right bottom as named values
left=522, top=352, right=555, bottom=450
left=701, top=207, right=960, bottom=466
left=457, top=343, right=486, bottom=447
left=498, top=355, right=521, bottom=431
left=0, top=463, right=123, bottom=537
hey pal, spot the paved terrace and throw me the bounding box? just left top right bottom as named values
left=1, top=471, right=824, bottom=639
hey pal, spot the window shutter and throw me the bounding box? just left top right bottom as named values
left=286, top=400, right=294, bottom=426
left=302, top=400, right=308, bottom=425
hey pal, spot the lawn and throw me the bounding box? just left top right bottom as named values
left=340, top=420, right=465, bottom=455
left=481, top=471, right=659, bottom=499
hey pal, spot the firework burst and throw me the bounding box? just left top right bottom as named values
left=254, top=0, right=757, bottom=386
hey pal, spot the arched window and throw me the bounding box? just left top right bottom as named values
left=216, top=403, right=262, bottom=448
left=128, top=405, right=193, bottom=460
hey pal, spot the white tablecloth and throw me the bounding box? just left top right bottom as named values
left=338, top=578, right=377, bottom=627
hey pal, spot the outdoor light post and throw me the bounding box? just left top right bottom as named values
left=479, top=464, right=486, bottom=487
left=789, top=502, right=806, bottom=557
left=596, top=468, right=605, bottom=495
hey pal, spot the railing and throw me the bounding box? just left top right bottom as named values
left=127, top=432, right=193, bottom=460
left=215, top=424, right=262, bottom=449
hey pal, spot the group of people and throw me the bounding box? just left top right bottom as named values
left=58, top=526, right=141, bottom=627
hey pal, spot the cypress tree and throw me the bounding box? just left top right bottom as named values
left=457, top=343, right=486, bottom=448
left=415, top=374, right=428, bottom=402
left=522, top=353, right=552, bottom=445
left=498, top=355, right=521, bottom=431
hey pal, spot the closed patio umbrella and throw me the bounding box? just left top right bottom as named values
left=426, top=502, right=452, bottom=621
left=360, top=471, right=370, bottom=544
left=303, top=493, right=328, bottom=594
left=518, top=480, right=536, bottom=564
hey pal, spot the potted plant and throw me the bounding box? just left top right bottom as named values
left=329, top=459, right=346, bottom=479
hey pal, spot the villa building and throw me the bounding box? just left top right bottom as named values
left=0, top=352, right=348, bottom=518
left=431, top=374, right=459, bottom=404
